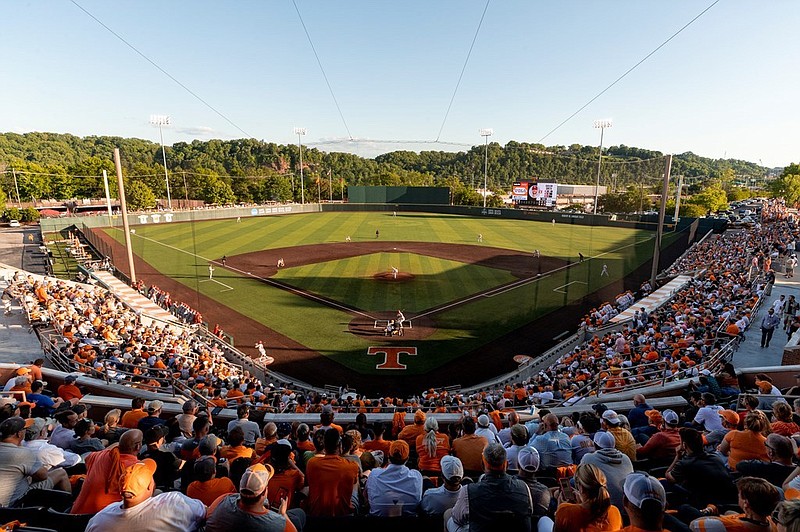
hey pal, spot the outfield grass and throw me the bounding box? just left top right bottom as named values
left=276, top=252, right=516, bottom=312
left=106, top=211, right=676, bottom=374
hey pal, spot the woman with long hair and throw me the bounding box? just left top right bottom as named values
left=553, top=463, right=622, bottom=532
left=719, top=410, right=770, bottom=469
left=415, top=417, right=450, bottom=474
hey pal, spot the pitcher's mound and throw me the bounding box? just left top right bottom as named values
left=373, top=271, right=414, bottom=283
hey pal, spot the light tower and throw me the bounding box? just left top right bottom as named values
left=479, top=128, right=493, bottom=208
left=149, top=114, right=173, bottom=210
left=592, top=119, right=612, bottom=215
left=294, top=127, right=307, bottom=204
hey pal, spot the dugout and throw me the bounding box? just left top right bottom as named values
left=347, top=186, right=449, bottom=205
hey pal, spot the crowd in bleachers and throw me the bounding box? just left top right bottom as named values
left=4, top=200, right=800, bottom=529
left=4, top=377, right=800, bottom=531
left=5, top=199, right=798, bottom=418
left=136, top=281, right=204, bottom=326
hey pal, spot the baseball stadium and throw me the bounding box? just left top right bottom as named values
left=76, top=201, right=688, bottom=395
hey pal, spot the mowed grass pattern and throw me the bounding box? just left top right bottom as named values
left=275, top=252, right=516, bottom=312
left=106, top=211, right=675, bottom=374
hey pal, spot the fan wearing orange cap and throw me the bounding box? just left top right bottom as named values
left=397, top=409, right=427, bottom=447
left=206, top=463, right=305, bottom=532
left=85, top=458, right=206, bottom=532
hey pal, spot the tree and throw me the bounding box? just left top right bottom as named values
left=771, top=173, right=800, bottom=207
left=679, top=203, right=707, bottom=218
left=20, top=207, right=40, bottom=223
left=200, top=175, right=236, bottom=205
left=726, top=187, right=751, bottom=202
left=690, top=185, right=728, bottom=214
left=125, top=181, right=157, bottom=210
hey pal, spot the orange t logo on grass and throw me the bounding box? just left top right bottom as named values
left=367, top=347, right=417, bottom=370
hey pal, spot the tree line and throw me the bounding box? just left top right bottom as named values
left=0, top=131, right=777, bottom=212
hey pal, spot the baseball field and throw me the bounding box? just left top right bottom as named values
left=94, top=211, right=683, bottom=394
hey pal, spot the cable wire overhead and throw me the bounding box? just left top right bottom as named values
left=537, top=0, right=721, bottom=143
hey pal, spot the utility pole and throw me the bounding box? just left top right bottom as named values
left=650, top=154, right=673, bottom=288
left=11, top=168, right=21, bottom=204
left=114, top=148, right=137, bottom=284
left=673, top=174, right=683, bottom=222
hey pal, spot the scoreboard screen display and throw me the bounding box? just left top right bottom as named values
left=512, top=180, right=557, bottom=207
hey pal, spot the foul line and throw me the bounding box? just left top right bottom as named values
left=552, top=281, right=588, bottom=293
left=415, top=235, right=656, bottom=320
left=199, top=278, right=234, bottom=292
left=115, top=229, right=378, bottom=321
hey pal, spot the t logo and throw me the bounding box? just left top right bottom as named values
left=367, top=347, right=417, bottom=370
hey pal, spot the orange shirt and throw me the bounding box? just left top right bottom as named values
left=187, top=477, right=236, bottom=507
left=220, top=445, right=255, bottom=463
left=120, top=409, right=148, bottom=429
left=397, top=423, right=426, bottom=447
left=452, top=434, right=488, bottom=472
left=226, top=389, right=244, bottom=403
left=267, top=468, right=305, bottom=509
left=555, top=503, right=623, bottom=532
left=415, top=432, right=451, bottom=471
left=362, top=438, right=391, bottom=456
left=305, top=454, right=359, bottom=517
left=29, top=365, right=43, bottom=381
left=723, top=430, right=769, bottom=469
left=57, top=384, right=83, bottom=402
left=690, top=515, right=759, bottom=532
left=71, top=448, right=139, bottom=514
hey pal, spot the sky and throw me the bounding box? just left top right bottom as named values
left=2, top=1, right=798, bottom=168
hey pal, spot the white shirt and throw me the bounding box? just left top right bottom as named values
left=694, top=405, right=724, bottom=432
left=86, top=491, right=205, bottom=532
left=23, top=439, right=81, bottom=469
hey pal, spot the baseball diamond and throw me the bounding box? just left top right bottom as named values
left=90, top=210, right=688, bottom=395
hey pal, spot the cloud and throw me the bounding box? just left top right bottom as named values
left=175, top=126, right=219, bottom=137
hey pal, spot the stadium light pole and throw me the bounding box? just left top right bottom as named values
left=593, top=119, right=612, bottom=215
left=150, top=114, right=173, bottom=210
left=294, top=127, right=306, bottom=204
left=480, top=128, right=493, bottom=208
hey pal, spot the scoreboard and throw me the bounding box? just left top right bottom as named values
left=512, top=180, right=558, bottom=208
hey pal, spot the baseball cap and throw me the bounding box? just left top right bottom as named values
left=193, top=456, right=216, bottom=478
left=623, top=472, right=666, bottom=510
left=662, top=409, right=680, bottom=426
left=199, top=434, right=221, bottom=455
left=240, top=463, right=274, bottom=496
left=602, top=410, right=621, bottom=425
left=120, top=459, right=157, bottom=499
left=25, top=417, right=52, bottom=438
left=147, top=400, right=164, bottom=412
left=592, top=403, right=608, bottom=414
left=64, top=374, right=78, bottom=383
left=440, top=455, right=464, bottom=481
left=414, top=409, right=426, bottom=423
left=700, top=369, right=711, bottom=376
left=321, top=404, right=333, bottom=414
left=517, top=446, right=541, bottom=473
left=477, top=414, right=490, bottom=428
left=15, top=367, right=31, bottom=375
left=719, top=410, right=740, bottom=426
left=389, top=440, right=410, bottom=461
left=644, top=410, right=663, bottom=425
left=593, top=431, right=616, bottom=449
